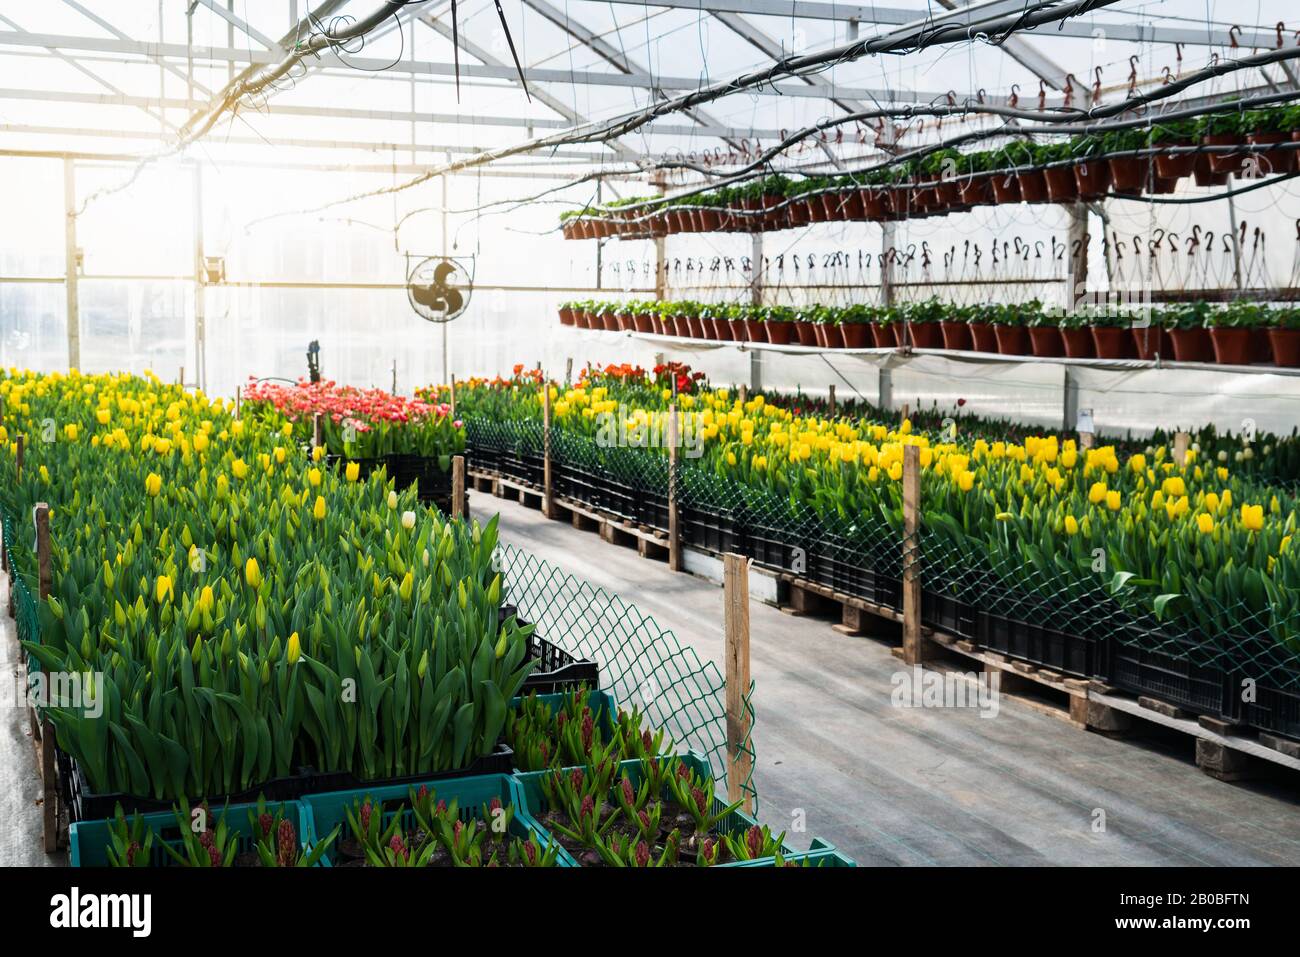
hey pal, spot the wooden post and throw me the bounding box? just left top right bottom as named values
left=235, top=385, right=241, bottom=420
left=1079, top=430, right=1095, bottom=450
left=738, top=384, right=748, bottom=406
left=541, top=380, right=556, bottom=519
left=900, top=402, right=910, bottom=424
left=828, top=384, right=836, bottom=417
left=565, top=357, right=573, bottom=385
left=1174, top=431, right=1190, bottom=468
left=16, top=434, right=24, bottom=480
left=312, top=413, right=322, bottom=452
left=901, top=445, right=929, bottom=666
left=451, top=455, right=466, bottom=519
left=449, top=374, right=457, bottom=419
left=667, top=404, right=681, bottom=572
left=34, top=502, right=58, bottom=852
left=723, top=553, right=753, bottom=814
left=178, top=366, right=184, bottom=387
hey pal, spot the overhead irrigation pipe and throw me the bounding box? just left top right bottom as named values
left=283, top=0, right=1127, bottom=215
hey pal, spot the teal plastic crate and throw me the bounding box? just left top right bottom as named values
left=302, top=771, right=576, bottom=867
left=508, top=688, right=620, bottom=770
left=69, top=799, right=318, bottom=867
left=733, top=837, right=858, bottom=868
left=512, top=749, right=793, bottom=867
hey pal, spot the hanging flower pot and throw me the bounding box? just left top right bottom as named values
left=600, top=311, right=621, bottom=332
left=697, top=208, right=723, bottom=232
left=1168, top=326, right=1212, bottom=362
left=1203, top=133, right=1243, bottom=174
left=1155, top=144, right=1196, bottom=180
left=685, top=315, right=706, bottom=339
left=1130, top=325, right=1168, bottom=360
left=1108, top=157, right=1149, bottom=194
left=1247, top=132, right=1295, bottom=175
left=1151, top=176, right=1179, bottom=194
left=990, top=171, right=1021, bottom=204
left=904, top=323, right=943, bottom=349
left=840, top=323, right=871, bottom=349
left=794, top=320, right=819, bottom=346
left=993, top=324, right=1029, bottom=356
left=1028, top=325, right=1064, bottom=357
left=766, top=321, right=793, bottom=345
left=813, top=323, right=828, bottom=348
left=729, top=318, right=750, bottom=342
left=1073, top=160, right=1112, bottom=198
left=823, top=323, right=846, bottom=348
left=617, top=310, right=635, bottom=332
left=1016, top=169, right=1049, bottom=203
left=1059, top=327, right=1095, bottom=358
left=1091, top=325, right=1133, bottom=359
left=633, top=312, right=655, bottom=334
left=787, top=200, right=812, bottom=228
left=1268, top=328, right=1300, bottom=367
left=708, top=316, right=729, bottom=340
left=820, top=192, right=846, bottom=221
left=967, top=322, right=998, bottom=353
left=870, top=323, right=898, bottom=348
left=1043, top=166, right=1079, bottom=202
left=934, top=180, right=962, bottom=210
left=1208, top=327, right=1253, bottom=364
left=839, top=189, right=866, bottom=220
left=861, top=188, right=890, bottom=220
left=1192, top=155, right=1230, bottom=187
left=958, top=175, right=992, bottom=206
left=761, top=192, right=788, bottom=230
left=808, top=193, right=830, bottom=223
left=940, top=320, right=973, bottom=351
left=746, top=319, right=769, bottom=343
left=558, top=305, right=575, bottom=326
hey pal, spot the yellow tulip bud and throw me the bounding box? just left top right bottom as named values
left=287, top=631, right=301, bottom=665
left=313, top=495, right=326, bottom=521
left=245, top=557, right=262, bottom=589
left=346, top=461, right=360, bottom=482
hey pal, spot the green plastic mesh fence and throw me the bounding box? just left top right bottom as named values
left=498, top=542, right=759, bottom=812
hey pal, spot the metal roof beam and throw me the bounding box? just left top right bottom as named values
left=191, top=0, right=284, bottom=52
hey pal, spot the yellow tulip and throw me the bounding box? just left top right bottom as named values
left=1197, top=513, right=1214, bottom=534
left=96, top=408, right=111, bottom=425
left=313, top=444, right=325, bottom=462
left=1088, top=482, right=1107, bottom=505
left=313, top=495, right=326, bottom=521
left=274, top=446, right=286, bottom=464
left=957, top=470, right=974, bottom=492
left=154, top=575, right=172, bottom=604
left=1105, top=490, right=1121, bottom=511
left=245, top=557, right=262, bottom=589
left=387, top=490, right=398, bottom=509
left=1064, top=515, right=1079, bottom=535
left=1240, top=504, right=1264, bottom=532
left=144, top=472, right=162, bottom=497
left=308, top=467, right=321, bottom=488
left=231, top=458, right=248, bottom=479
left=287, top=631, right=301, bottom=666
left=64, top=423, right=78, bottom=441
left=346, top=461, right=360, bottom=482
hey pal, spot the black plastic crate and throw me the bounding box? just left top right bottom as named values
left=922, top=588, right=977, bottom=640
left=680, top=506, right=741, bottom=555
left=1234, top=683, right=1300, bottom=740
left=61, top=743, right=514, bottom=824
left=499, top=605, right=600, bottom=694
left=599, top=476, right=639, bottom=523
left=744, top=515, right=808, bottom=573
left=977, top=610, right=1095, bottom=678
left=635, top=489, right=670, bottom=531
left=1101, top=631, right=1227, bottom=712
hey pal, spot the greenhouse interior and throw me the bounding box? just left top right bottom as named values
left=0, top=0, right=1297, bottom=912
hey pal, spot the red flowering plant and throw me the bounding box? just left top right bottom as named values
left=244, top=378, right=465, bottom=468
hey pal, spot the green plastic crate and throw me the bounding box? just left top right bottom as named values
left=512, top=749, right=793, bottom=867
left=302, top=771, right=576, bottom=867
left=69, top=799, right=318, bottom=867
left=509, top=689, right=623, bottom=771
left=733, top=837, right=858, bottom=868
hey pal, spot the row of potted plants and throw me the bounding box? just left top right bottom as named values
left=561, top=105, right=1300, bottom=239
left=558, top=298, right=1300, bottom=366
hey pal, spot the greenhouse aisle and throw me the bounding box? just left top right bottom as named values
left=0, top=584, right=62, bottom=865
left=477, top=495, right=1300, bottom=867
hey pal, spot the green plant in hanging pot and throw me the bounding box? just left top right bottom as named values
left=1035, top=140, right=1080, bottom=202
left=1026, top=302, right=1065, bottom=357
left=1163, top=301, right=1214, bottom=363
left=1055, top=306, right=1096, bottom=358
left=838, top=303, right=873, bottom=349
left=1266, top=305, right=1300, bottom=368
left=956, top=149, right=995, bottom=205
left=1070, top=134, right=1112, bottom=198
left=763, top=304, right=796, bottom=345
left=1205, top=300, right=1266, bottom=365
left=1002, top=140, right=1048, bottom=202
left=990, top=302, right=1031, bottom=356
left=1102, top=127, right=1153, bottom=194
left=1241, top=107, right=1296, bottom=175
left=1149, top=117, right=1199, bottom=181
left=1084, top=302, right=1135, bottom=359
left=1197, top=110, right=1246, bottom=176
left=898, top=299, right=944, bottom=349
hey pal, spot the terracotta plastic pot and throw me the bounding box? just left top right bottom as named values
left=993, top=324, right=1029, bottom=356
left=870, top=324, right=898, bottom=348
left=697, top=209, right=723, bottom=232
left=821, top=192, right=847, bottom=221
left=601, top=313, right=621, bottom=332
left=1108, top=157, right=1149, bottom=194
left=711, top=317, right=732, bottom=340
left=766, top=322, right=793, bottom=345
left=1204, top=133, right=1243, bottom=174
left=1167, top=327, right=1212, bottom=363
left=1155, top=145, right=1196, bottom=180
left=839, top=190, right=866, bottom=220
left=861, top=188, right=889, bottom=220
left=808, top=195, right=831, bottom=223
left=687, top=316, right=707, bottom=339
left=958, top=175, right=993, bottom=206
left=905, top=323, right=943, bottom=349
left=1209, top=327, right=1253, bottom=365
left=761, top=194, right=787, bottom=231
left=617, top=312, right=635, bottom=332
left=1193, top=155, right=1230, bottom=187
left=1253, top=327, right=1273, bottom=363
left=1017, top=170, right=1049, bottom=203
left=746, top=319, right=769, bottom=343
left=669, top=315, right=690, bottom=338
left=1091, top=326, right=1133, bottom=359
left=1043, top=166, right=1079, bottom=202
left=728, top=319, right=750, bottom=342
left=787, top=201, right=812, bottom=228
left=1028, top=326, right=1064, bottom=358
left=558, top=307, right=575, bottom=326
left=840, top=324, right=871, bottom=349
left=649, top=316, right=665, bottom=335
left=935, top=181, right=963, bottom=210
left=1130, top=325, right=1168, bottom=360
left=794, top=320, right=819, bottom=346
left=990, top=172, right=1022, bottom=204
left=823, top=324, right=845, bottom=348
left=888, top=187, right=912, bottom=220
left=813, top=323, right=828, bottom=348
left=969, top=322, right=998, bottom=353
left=1268, top=328, right=1300, bottom=367
left=939, top=321, right=973, bottom=351
left=1060, top=328, right=1095, bottom=358
left=1073, top=160, right=1112, bottom=198
left=1248, top=132, right=1295, bottom=175
left=633, top=314, right=655, bottom=334
left=1152, top=176, right=1180, bottom=194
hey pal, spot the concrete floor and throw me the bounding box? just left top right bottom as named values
left=478, top=494, right=1300, bottom=866
left=0, top=583, right=62, bottom=866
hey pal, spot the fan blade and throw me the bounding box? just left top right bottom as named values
left=412, top=284, right=439, bottom=309
left=443, top=288, right=464, bottom=315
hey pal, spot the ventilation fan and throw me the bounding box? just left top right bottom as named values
left=406, top=255, right=474, bottom=324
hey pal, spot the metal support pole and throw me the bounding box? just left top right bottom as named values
left=63, top=157, right=80, bottom=369
left=192, top=162, right=206, bottom=392
left=750, top=231, right=763, bottom=392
